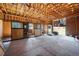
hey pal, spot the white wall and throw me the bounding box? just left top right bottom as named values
left=0, top=20, right=3, bottom=38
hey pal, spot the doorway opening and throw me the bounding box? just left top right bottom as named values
left=53, top=18, right=66, bottom=36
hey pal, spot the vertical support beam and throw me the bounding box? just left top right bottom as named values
left=51, top=20, right=53, bottom=33
left=33, top=23, right=35, bottom=36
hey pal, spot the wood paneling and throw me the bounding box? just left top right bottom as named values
left=12, top=29, right=23, bottom=40
left=35, top=29, right=41, bottom=36
left=76, top=17, right=79, bottom=35
left=0, top=20, right=3, bottom=38
left=66, top=16, right=79, bottom=37
left=44, top=25, right=48, bottom=34
left=0, top=20, right=4, bottom=56
left=3, top=21, right=11, bottom=38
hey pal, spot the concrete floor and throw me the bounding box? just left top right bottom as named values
left=3, top=35, right=79, bottom=56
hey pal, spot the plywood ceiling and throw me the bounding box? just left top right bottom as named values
left=0, top=3, right=79, bottom=24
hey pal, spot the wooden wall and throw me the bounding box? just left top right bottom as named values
left=0, top=20, right=4, bottom=56
left=44, top=25, right=48, bottom=34
left=34, top=29, right=41, bottom=36
left=0, top=20, right=3, bottom=38
left=34, top=24, right=48, bottom=36
left=3, top=21, right=11, bottom=38
left=66, top=16, right=79, bottom=36
left=12, top=29, right=23, bottom=40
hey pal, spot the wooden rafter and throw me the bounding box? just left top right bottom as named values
left=0, top=3, right=79, bottom=24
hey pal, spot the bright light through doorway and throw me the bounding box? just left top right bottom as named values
left=53, top=27, right=66, bottom=36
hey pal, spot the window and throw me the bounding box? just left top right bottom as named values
left=54, top=18, right=66, bottom=27
left=12, top=22, right=23, bottom=28
left=29, top=23, right=33, bottom=29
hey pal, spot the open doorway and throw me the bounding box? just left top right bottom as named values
left=53, top=18, right=66, bottom=36
left=48, top=25, right=52, bottom=34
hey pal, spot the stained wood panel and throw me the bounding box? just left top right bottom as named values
left=12, top=29, right=23, bottom=40
left=3, top=21, right=11, bottom=38
left=76, top=16, right=79, bottom=35
left=66, top=16, right=79, bottom=37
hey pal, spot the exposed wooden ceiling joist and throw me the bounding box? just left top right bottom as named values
left=0, top=3, right=79, bottom=24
